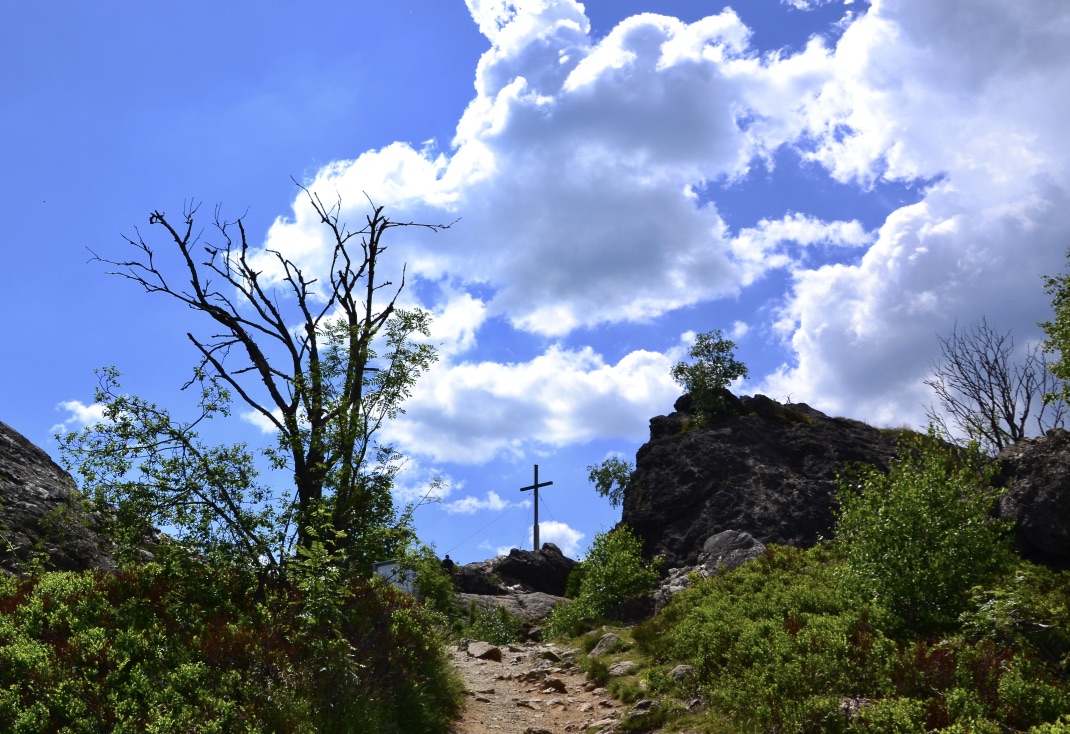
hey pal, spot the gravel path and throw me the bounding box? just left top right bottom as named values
left=447, top=639, right=625, bottom=734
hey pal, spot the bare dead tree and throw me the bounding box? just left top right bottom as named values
left=89, top=185, right=452, bottom=566
left=925, top=318, right=1066, bottom=455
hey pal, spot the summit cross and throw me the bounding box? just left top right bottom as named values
left=519, top=464, right=553, bottom=550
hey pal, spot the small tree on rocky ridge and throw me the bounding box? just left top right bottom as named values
left=671, top=329, right=749, bottom=422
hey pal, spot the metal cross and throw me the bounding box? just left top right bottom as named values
left=519, top=464, right=554, bottom=550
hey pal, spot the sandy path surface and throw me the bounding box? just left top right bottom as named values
left=448, top=639, right=625, bottom=734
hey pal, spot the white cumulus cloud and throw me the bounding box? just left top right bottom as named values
left=532, top=520, right=585, bottom=557
left=382, top=345, right=681, bottom=464
left=52, top=400, right=109, bottom=434
left=763, top=0, right=1070, bottom=427
left=255, top=1, right=846, bottom=339
left=443, top=490, right=530, bottom=515
left=234, top=0, right=1070, bottom=457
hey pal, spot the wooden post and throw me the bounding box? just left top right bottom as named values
left=519, top=464, right=553, bottom=550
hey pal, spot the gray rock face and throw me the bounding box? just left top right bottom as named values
left=455, top=591, right=568, bottom=622
left=622, top=393, right=900, bottom=568
left=0, top=421, right=115, bottom=574
left=699, top=529, right=767, bottom=571
left=653, top=530, right=767, bottom=611
left=588, top=633, right=623, bottom=658
left=996, top=428, right=1070, bottom=567
left=454, top=543, right=578, bottom=596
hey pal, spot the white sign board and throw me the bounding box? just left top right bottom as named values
left=372, top=559, right=416, bottom=595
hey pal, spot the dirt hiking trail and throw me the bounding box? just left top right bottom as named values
left=448, top=639, right=627, bottom=734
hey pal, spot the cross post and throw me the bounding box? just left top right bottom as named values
left=519, top=464, right=553, bottom=550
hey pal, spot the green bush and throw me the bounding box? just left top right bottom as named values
left=848, top=697, right=928, bottom=732
left=0, top=560, right=462, bottom=733
left=403, top=545, right=457, bottom=617
left=564, top=562, right=586, bottom=598
left=457, top=603, right=522, bottom=645
left=630, top=543, right=1070, bottom=733
left=638, top=545, right=894, bottom=732
left=958, top=563, right=1070, bottom=666
left=546, top=525, right=659, bottom=638
left=835, top=430, right=1013, bottom=631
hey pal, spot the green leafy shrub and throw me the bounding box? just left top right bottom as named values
left=638, top=545, right=894, bottom=732
left=403, top=545, right=457, bottom=617
left=848, top=697, right=928, bottom=732
left=458, top=603, right=522, bottom=645
left=630, top=542, right=1070, bottom=733
left=564, top=562, right=586, bottom=598
left=583, top=655, right=610, bottom=686
left=959, top=563, right=1070, bottom=666
left=835, top=429, right=1013, bottom=631
left=0, top=560, right=462, bottom=733
left=546, top=525, right=659, bottom=638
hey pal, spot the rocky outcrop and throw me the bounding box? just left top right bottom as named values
left=0, top=421, right=116, bottom=574
left=454, top=543, right=578, bottom=597
left=622, top=392, right=900, bottom=569
left=653, top=530, right=767, bottom=611
left=455, top=591, right=567, bottom=622
left=995, top=428, right=1070, bottom=567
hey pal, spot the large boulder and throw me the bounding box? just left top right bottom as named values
left=0, top=421, right=116, bottom=574
left=995, top=428, right=1070, bottom=567
left=454, top=543, right=578, bottom=596
left=455, top=591, right=567, bottom=623
left=622, top=393, right=900, bottom=569
left=653, top=530, right=767, bottom=612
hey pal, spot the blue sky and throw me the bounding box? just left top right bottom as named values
left=4, top=0, right=1069, bottom=564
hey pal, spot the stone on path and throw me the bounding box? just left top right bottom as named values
left=468, top=641, right=503, bottom=662
left=542, top=676, right=567, bottom=693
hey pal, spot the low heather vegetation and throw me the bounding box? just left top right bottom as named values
left=0, top=555, right=462, bottom=733
left=552, top=435, right=1070, bottom=733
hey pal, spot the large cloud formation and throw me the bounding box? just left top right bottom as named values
left=766, top=0, right=1070, bottom=424
left=249, top=0, right=1070, bottom=460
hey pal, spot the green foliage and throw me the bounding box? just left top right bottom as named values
left=670, top=329, right=748, bottom=421
left=587, top=456, right=634, bottom=508
left=457, top=603, right=523, bottom=645
left=581, top=525, right=660, bottom=604
left=564, top=562, right=586, bottom=599
left=619, top=699, right=678, bottom=732
left=639, top=545, right=892, bottom=732
left=403, top=545, right=458, bottom=617
left=1042, top=252, right=1070, bottom=404
left=835, top=429, right=1014, bottom=631
left=63, top=199, right=445, bottom=575
left=0, top=561, right=462, bottom=733
left=633, top=544, right=1070, bottom=733
left=850, top=697, right=928, bottom=732
left=583, top=655, right=611, bottom=686
left=59, top=367, right=286, bottom=569
left=546, top=525, right=659, bottom=637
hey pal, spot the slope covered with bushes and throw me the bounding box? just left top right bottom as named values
left=557, top=433, right=1070, bottom=732
left=0, top=556, right=462, bottom=733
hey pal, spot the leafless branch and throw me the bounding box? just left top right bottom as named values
left=99, top=184, right=453, bottom=557
left=925, top=318, right=1066, bottom=454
